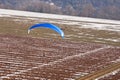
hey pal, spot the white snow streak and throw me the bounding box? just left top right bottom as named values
left=95, top=68, right=120, bottom=80
left=0, top=46, right=110, bottom=79
left=0, top=9, right=120, bottom=25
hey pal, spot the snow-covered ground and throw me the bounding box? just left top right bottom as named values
left=80, top=23, right=120, bottom=32
left=0, top=9, right=120, bottom=44
left=0, top=9, right=120, bottom=24
left=0, top=9, right=120, bottom=32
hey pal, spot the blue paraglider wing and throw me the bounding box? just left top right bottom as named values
left=28, top=23, right=64, bottom=38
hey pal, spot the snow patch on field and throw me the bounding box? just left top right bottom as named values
left=0, top=9, right=120, bottom=24
left=111, top=57, right=120, bottom=63
left=0, top=9, right=120, bottom=32
left=81, top=23, right=120, bottom=32
left=97, top=38, right=120, bottom=42
left=95, top=69, right=120, bottom=80
left=73, top=72, right=89, bottom=78
left=0, top=46, right=109, bottom=79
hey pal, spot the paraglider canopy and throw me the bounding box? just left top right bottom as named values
left=28, top=23, right=64, bottom=39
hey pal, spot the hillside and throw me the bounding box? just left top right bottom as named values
left=0, top=0, right=120, bottom=20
